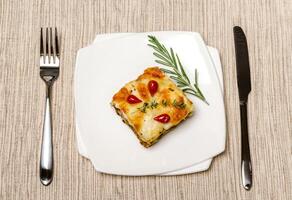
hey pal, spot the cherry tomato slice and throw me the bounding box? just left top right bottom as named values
left=154, top=114, right=170, bottom=123
left=127, top=95, right=142, bottom=104
left=148, top=80, right=158, bottom=96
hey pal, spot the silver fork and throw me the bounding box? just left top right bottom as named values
left=39, top=27, right=59, bottom=186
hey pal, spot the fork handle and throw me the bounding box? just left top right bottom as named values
left=40, top=85, right=53, bottom=186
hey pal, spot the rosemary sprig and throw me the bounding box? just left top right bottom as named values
left=147, top=35, right=209, bottom=105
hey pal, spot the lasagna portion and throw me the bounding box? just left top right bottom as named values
left=111, top=67, right=194, bottom=147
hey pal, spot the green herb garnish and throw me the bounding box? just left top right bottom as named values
left=161, top=99, right=168, bottom=107
left=138, top=102, right=149, bottom=113
left=138, top=100, right=159, bottom=113
left=147, top=35, right=209, bottom=105
left=150, top=100, right=158, bottom=109
left=172, top=99, right=186, bottom=109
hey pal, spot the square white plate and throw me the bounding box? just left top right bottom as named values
left=75, top=32, right=226, bottom=175
left=76, top=33, right=224, bottom=175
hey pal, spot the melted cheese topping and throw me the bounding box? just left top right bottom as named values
left=112, top=67, right=194, bottom=147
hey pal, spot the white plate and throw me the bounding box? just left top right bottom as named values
left=75, top=32, right=226, bottom=175
left=76, top=33, right=224, bottom=175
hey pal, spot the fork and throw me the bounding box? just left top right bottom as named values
left=39, top=27, right=59, bottom=186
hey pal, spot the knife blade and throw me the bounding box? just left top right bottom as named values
left=233, top=26, right=253, bottom=190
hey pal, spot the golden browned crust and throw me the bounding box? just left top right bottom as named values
left=136, top=82, right=150, bottom=101
left=112, top=87, right=129, bottom=102
left=138, top=67, right=165, bottom=79
left=111, top=67, right=194, bottom=148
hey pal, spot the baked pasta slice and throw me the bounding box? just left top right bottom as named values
left=111, top=67, right=194, bottom=148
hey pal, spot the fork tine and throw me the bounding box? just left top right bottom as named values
left=55, top=27, right=59, bottom=57
left=40, top=28, right=44, bottom=56
left=49, top=27, right=55, bottom=63
left=45, top=28, right=49, bottom=62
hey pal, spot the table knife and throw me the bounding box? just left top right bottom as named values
left=233, top=26, right=253, bottom=190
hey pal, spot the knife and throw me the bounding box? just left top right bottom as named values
left=233, top=26, right=252, bottom=190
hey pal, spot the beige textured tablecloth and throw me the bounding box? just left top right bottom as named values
left=0, top=0, right=291, bottom=199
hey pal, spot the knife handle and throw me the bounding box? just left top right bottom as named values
left=240, top=102, right=252, bottom=190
